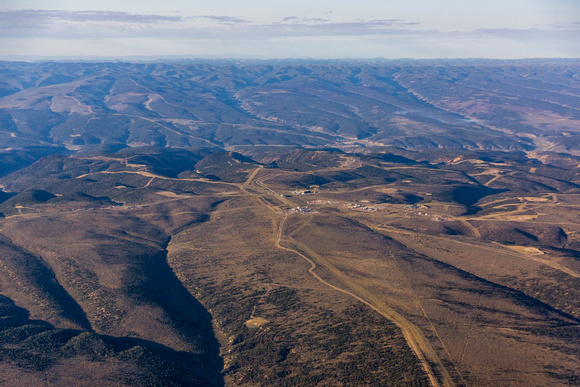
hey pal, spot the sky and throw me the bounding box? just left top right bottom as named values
left=0, top=0, right=579, bottom=60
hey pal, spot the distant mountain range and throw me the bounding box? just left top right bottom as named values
left=0, top=60, right=578, bottom=160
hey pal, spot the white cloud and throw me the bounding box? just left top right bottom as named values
left=0, top=8, right=578, bottom=59
left=0, top=9, right=182, bottom=26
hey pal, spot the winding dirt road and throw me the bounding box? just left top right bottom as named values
left=273, top=213, right=455, bottom=387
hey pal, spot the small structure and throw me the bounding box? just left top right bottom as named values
left=286, top=206, right=318, bottom=214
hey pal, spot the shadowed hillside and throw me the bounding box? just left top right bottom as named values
left=0, top=59, right=579, bottom=385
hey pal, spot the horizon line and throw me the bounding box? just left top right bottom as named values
left=1, top=56, right=579, bottom=64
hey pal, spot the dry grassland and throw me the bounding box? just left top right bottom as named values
left=0, top=155, right=579, bottom=386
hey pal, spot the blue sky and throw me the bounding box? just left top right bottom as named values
left=1, top=0, right=578, bottom=59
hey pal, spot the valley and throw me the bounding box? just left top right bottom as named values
left=0, top=60, right=579, bottom=385
left=0, top=145, right=578, bottom=385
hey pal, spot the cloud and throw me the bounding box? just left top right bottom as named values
left=190, top=15, right=251, bottom=24
left=466, top=27, right=580, bottom=42
left=301, top=18, right=330, bottom=23
left=1, top=8, right=577, bottom=60
left=280, top=17, right=408, bottom=26
left=369, top=19, right=405, bottom=23
left=247, top=20, right=424, bottom=37
left=0, top=9, right=182, bottom=28
left=533, top=21, right=580, bottom=30
left=0, top=10, right=425, bottom=39
left=280, top=17, right=331, bottom=24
